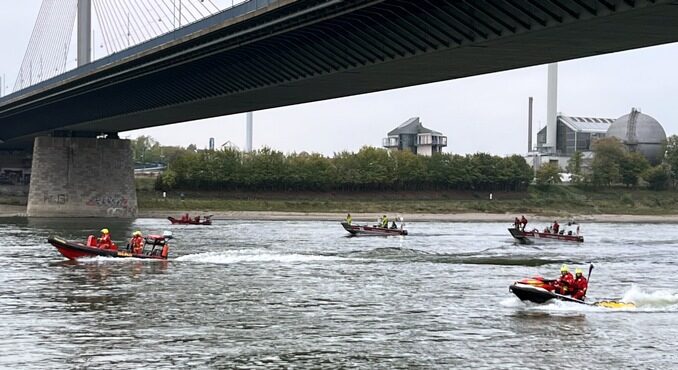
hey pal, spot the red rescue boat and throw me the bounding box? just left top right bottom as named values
left=508, top=227, right=583, bottom=244
left=48, top=233, right=172, bottom=260
left=168, top=216, right=212, bottom=225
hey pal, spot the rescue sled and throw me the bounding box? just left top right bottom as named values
left=509, top=276, right=634, bottom=309
left=48, top=232, right=172, bottom=260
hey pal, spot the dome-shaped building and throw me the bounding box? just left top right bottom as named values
left=606, top=108, right=666, bottom=165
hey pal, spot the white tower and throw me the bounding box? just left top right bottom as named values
left=77, top=0, right=91, bottom=66
left=545, top=63, right=558, bottom=153
left=245, top=112, right=253, bottom=152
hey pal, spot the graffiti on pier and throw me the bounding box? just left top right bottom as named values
left=86, top=195, right=129, bottom=208
left=86, top=194, right=137, bottom=216
left=43, top=193, right=68, bottom=205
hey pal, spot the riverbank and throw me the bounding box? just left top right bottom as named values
left=139, top=210, right=678, bottom=223
left=137, top=185, right=678, bottom=216
left=4, top=185, right=678, bottom=222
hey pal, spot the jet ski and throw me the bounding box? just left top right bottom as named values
left=509, top=276, right=635, bottom=309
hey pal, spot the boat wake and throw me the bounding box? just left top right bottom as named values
left=621, top=285, right=678, bottom=309
left=175, top=250, right=341, bottom=264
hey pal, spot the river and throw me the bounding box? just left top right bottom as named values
left=1, top=218, right=677, bottom=369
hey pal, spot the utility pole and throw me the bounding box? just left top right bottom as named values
left=77, top=0, right=92, bottom=66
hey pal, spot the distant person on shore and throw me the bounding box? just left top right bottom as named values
left=520, top=215, right=528, bottom=231
left=571, top=268, right=588, bottom=300
left=346, top=213, right=352, bottom=225
left=129, top=231, right=144, bottom=254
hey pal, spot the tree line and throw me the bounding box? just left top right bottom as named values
left=536, top=135, right=678, bottom=190
left=153, top=146, right=534, bottom=192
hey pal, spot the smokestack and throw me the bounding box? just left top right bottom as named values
left=245, top=112, right=253, bottom=152
left=545, top=63, right=558, bottom=153
left=528, top=96, right=533, bottom=152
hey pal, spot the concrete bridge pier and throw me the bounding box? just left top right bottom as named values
left=27, top=136, right=137, bottom=218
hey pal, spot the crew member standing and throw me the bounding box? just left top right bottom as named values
left=520, top=215, right=528, bottom=231
left=552, top=220, right=560, bottom=234
left=346, top=213, right=352, bottom=225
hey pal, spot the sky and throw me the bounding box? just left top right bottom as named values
left=2, top=1, right=678, bottom=156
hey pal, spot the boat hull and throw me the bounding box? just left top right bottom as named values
left=508, top=227, right=583, bottom=244
left=48, top=237, right=167, bottom=260
left=168, top=216, right=212, bottom=225
left=341, top=222, right=407, bottom=236
left=509, top=282, right=635, bottom=308
left=509, top=283, right=560, bottom=304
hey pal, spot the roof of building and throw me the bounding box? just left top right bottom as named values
left=558, top=115, right=614, bottom=133
left=388, top=117, right=443, bottom=136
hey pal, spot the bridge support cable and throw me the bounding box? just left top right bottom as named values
left=92, top=0, right=113, bottom=54
left=14, top=0, right=78, bottom=92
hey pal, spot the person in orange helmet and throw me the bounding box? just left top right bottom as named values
left=571, top=268, right=588, bottom=300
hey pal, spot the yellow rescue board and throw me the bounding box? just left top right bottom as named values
left=593, top=301, right=636, bottom=309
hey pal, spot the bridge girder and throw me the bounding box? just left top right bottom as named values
left=1, top=0, right=678, bottom=147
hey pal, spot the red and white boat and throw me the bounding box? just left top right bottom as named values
left=168, top=215, right=212, bottom=225
left=48, top=233, right=172, bottom=260
left=508, top=227, right=583, bottom=244
left=341, top=222, right=408, bottom=236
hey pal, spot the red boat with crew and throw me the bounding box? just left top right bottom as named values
left=49, top=230, right=173, bottom=260
left=168, top=213, right=212, bottom=225
left=509, top=218, right=583, bottom=244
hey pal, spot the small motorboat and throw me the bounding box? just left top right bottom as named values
left=168, top=215, right=212, bottom=225
left=508, top=227, right=583, bottom=244
left=509, top=276, right=634, bottom=309
left=48, top=232, right=173, bottom=260
left=341, top=222, right=408, bottom=236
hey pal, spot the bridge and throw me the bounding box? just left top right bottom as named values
left=1, top=0, right=677, bottom=217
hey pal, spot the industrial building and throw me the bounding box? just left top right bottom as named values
left=527, top=63, right=667, bottom=169
left=382, top=117, right=447, bottom=156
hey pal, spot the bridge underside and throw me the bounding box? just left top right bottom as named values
left=2, top=0, right=678, bottom=148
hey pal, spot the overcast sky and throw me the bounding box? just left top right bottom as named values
left=2, top=1, right=677, bottom=156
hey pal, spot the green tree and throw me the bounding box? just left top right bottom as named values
left=591, top=137, right=625, bottom=186
left=663, top=135, right=678, bottom=188
left=643, top=165, right=670, bottom=190
left=566, top=151, right=583, bottom=183
left=535, top=163, right=561, bottom=185
left=619, top=152, right=650, bottom=187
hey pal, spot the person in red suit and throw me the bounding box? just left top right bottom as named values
left=129, top=231, right=144, bottom=255
left=554, top=264, right=574, bottom=295
left=571, top=268, right=588, bottom=300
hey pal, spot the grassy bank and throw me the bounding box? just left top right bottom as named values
left=137, top=179, right=678, bottom=216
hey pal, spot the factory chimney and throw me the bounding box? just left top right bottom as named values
left=528, top=96, right=533, bottom=152
left=545, top=63, right=558, bottom=153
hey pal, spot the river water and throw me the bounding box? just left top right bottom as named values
left=1, top=218, right=677, bottom=369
